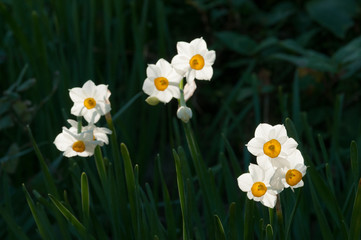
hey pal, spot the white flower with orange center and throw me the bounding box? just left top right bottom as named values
left=171, top=37, right=216, bottom=83
left=246, top=123, right=298, bottom=169
left=142, top=59, right=182, bottom=103
left=270, top=150, right=307, bottom=192
left=53, top=127, right=101, bottom=157
left=237, top=163, right=277, bottom=208
left=67, top=119, right=112, bottom=145
left=69, top=80, right=111, bottom=124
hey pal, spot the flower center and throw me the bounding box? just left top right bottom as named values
left=189, top=54, right=205, bottom=70
left=251, top=182, right=267, bottom=197
left=84, top=98, right=96, bottom=109
left=285, top=169, right=302, bottom=186
left=72, top=141, right=85, bottom=152
left=263, top=139, right=281, bottom=158
left=154, top=77, right=169, bottom=91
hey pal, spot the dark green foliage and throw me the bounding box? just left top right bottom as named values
left=1, top=0, right=361, bottom=239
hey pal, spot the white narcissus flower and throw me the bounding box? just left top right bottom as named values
left=67, top=119, right=112, bottom=145
left=246, top=123, right=298, bottom=169
left=171, top=37, right=216, bottom=83
left=177, top=106, right=192, bottom=123
left=142, top=58, right=183, bottom=103
left=54, top=127, right=101, bottom=157
left=237, top=163, right=277, bottom=208
left=69, top=80, right=111, bottom=124
left=270, top=150, right=307, bottom=192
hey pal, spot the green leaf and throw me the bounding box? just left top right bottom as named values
left=173, top=149, right=190, bottom=240
left=350, top=141, right=359, bottom=185
left=26, top=126, right=59, bottom=198
left=215, top=31, right=257, bottom=55
left=121, top=143, right=140, bottom=239
left=349, top=179, right=361, bottom=240
left=22, top=184, right=53, bottom=240
left=308, top=178, right=334, bottom=240
left=244, top=198, right=254, bottom=240
left=214, top=215, right=226, bottom=240
left=48, top=194, right=94, bottom=240
left=266, top=224, right=273, bottom=240
left=306, top=0, right=357, bottom=38
left=81, top=172, right=90, bottom=221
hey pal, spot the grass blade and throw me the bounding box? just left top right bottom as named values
left=349, top=179, right=361, bottom=240
left=81, top=172, right=90, bottom=221
left=214, top=215, right=226, bottom=240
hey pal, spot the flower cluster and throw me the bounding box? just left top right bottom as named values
left=54, top=80, right=112, bottom=157
left=142, top=37, right=216, bottom=123
left=237, top=123, right=307, bottom=208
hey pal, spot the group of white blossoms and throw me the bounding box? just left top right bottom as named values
left=54, top=80, right=112, bottom=157
left=142, top=37, right=216, bottom=123
left=237, top=123, right=307, bottom=208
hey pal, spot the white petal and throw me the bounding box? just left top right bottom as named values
left=271, top=157, right=290, bottom=169
left=69, top=87, right=85, bottom=102
left=246, top=138, right=265, bottom=156
left=249, top=163, right=264, bottom=182
left=270, top=168, right=285, bottom=193
left=292, top=180, right=304, bottom=189
left=195, top=66, right=213, bottom=80
left=256, top=155, right=273, bottom=170
left=255, top=123, right=272, bottom=139
left=147, top=64, right=160, bottom=78
left=83, top=80, right=96, bottom=96
left=157, top=58, right=173, bottom=76
left=142, top=78, right=156, bottom=96
left=176, top=41, right=192, bottom=57
left=171, top=55, right=190, bottom=74
left=288, top=150, right=304, bottom=167
left=95, top=102, right=111, bottom=115
left=167, top=86, right=180, bottom=99
left=237, top=173, right=253, bottom=192
left=54, top=132, right=72, bottom=151
left=282, top=138, right=298, bottom=155
left=261, top=191, right=277, bottom=208
left=94, top=84, right=109, bottom=100
left=205, top=50, right=216, bottom=65
left=247, top=191, right=254, bottom=200
left=272, top=124, right=287, bottom=139
left=190, top=37, right=207, bottom=53
left=186, top=70, right=196, bottom=83
left=84, top=110, right=101, bottom=123
left=71, top=103, right=85, bottom=117
left=64, top=148, right=77, bottom=157
left=67, top=119, right=78, bottom=128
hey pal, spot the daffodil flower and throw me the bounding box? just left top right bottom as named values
left=69, top=80, right=111, bottom=124
left=67, top=119, right=112, bottom=145
left=246, top=123, right=298, bottom=169
left=237, top=163, right=277, bottom=208
left=54, top=127, right=101, bottom=157
left=142, top=58, right=182, bottom=103
left=171, top=37, right=216, bottom=83
left=270, top=150, right=307, bottom=192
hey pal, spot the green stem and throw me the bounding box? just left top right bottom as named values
left=77, top=116, right=82, bottom=133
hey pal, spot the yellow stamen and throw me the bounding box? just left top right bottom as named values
left=84, top=98, right=96, bottom=109
left=263, top=139, right=281, bottom=158
left=189, top=54, right=205, bottom=70
left=285, top=169, right=302, bottom=186
left=154, top=77, right=169, bottom=91
left=72, top=141, right=85, bottom=152
left=251, top=182, right=267, bottom=197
